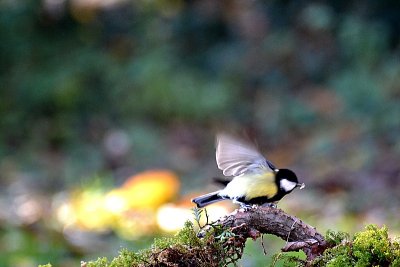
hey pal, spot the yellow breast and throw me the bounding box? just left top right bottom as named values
left=220, top=172, right=278, bottom=200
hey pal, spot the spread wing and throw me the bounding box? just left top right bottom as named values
left=215, top=134, right=276, bottom=177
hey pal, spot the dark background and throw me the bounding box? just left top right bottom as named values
left=1, top=0, right=400, bottom=266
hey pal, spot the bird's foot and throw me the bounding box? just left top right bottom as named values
left=261, top=203, right=277, bottom=208
left=239, top=203, right=258, bottom=211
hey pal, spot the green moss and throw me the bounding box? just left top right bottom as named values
left=313, top=224, right=400, bottom=267
left=152, top=221, right=202, bottom=250
left=85, top=257, right=109, bottom=267
left=81, top=221, right=238, bottom=267
left=323, top=243, right=355, bottom=267
left=325, top=229, right=350, bottom=245
left=83, top=249, right=149, bottom=267
left=353, top=225, right=391, bottom=266
left=109, top=249, right=142, bottom=267
left=176, top=221, right=204, bottom=247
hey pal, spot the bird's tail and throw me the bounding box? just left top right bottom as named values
left=192, top=191, right=224, bottom=208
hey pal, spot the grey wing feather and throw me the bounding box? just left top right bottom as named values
left=215, top=134, right=275, bottom=176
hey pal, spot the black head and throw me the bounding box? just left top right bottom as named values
left=276, top=169, right=302, bottom=193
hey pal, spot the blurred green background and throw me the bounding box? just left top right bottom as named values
left=1, top=0, right=400, bottom=266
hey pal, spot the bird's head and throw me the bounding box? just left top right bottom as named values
left=276, top=169, right=305, bottom=193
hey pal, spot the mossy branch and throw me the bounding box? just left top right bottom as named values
left=80, top=206, right=330, bottom=266
left=213, top=206, right=329, bottom=261
left=77, top=209, right=400, bottom=267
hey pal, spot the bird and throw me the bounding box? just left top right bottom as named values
left=192, top=134, right=305, bottom=209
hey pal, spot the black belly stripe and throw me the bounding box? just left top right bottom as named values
left=236, top=190, right=287, bottom=205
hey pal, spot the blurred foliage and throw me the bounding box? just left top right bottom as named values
left=1, top=0, right=400, bottom=266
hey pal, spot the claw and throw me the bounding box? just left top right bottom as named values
left=239, top=204, right=253, bottom=211
left=237, top=203, right=259, bottom=211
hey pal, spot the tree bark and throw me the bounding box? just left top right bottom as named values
left=216, top=206, right=329, bottom=261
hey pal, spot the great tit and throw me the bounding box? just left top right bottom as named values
left=192, top=134, right=305, bottom=208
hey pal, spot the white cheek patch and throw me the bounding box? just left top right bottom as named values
left=280, top=179, right=297, bottom=192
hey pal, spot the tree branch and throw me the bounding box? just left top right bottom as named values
left=215, top=206, right=329, bottom=261
left=86, top=207, right=329, bottom=266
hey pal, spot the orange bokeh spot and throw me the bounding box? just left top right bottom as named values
left=121, top=170, right=180, bottom=210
